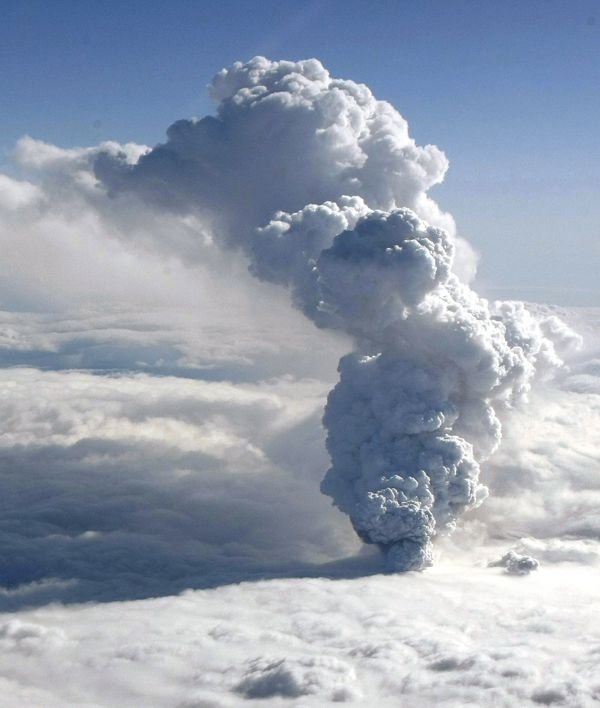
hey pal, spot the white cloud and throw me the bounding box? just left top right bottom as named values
left=0, top=564, right=599, bottom=707
left=15, top=135, right=148, bottom=171
left=0, top=175, right=42, bottom=211
left=471, top=338, right=600, bottom=544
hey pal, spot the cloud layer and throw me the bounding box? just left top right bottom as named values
left=0, top=361, right=367, bottom=609
left=1, top=564, right=599, bottom=707
left=0, top=304, right=596, bottom=608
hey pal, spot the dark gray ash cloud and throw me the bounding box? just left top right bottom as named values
left=94, top=57, right=581, bottom=570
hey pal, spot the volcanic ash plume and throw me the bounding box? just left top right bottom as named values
left=95, top=57, right=579, bottom=570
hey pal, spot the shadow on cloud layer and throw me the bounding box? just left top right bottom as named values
left=0, top=433, right=381, bottom=610
left=0, top=351, right=376, bottom=611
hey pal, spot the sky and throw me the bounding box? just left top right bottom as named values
left=0, top=4, right=600, bottom=705
left=1, top=0, right=599, bottom=305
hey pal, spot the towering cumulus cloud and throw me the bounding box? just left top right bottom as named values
left=95, top=57, right=577, bottom=570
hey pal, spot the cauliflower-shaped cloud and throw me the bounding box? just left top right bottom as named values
left=92, top=57, right=579, bottom=570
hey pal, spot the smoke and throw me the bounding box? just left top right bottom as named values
left=94, top=57, right=580, bottom=570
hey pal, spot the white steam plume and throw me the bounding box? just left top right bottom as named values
left=95, top=57, right=579, bottom=570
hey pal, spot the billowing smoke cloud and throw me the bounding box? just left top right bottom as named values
left=95, top=56, right=476, bottom=279
left=95, top=57, right=580, bottom=570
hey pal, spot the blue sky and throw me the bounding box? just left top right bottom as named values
left=2, top=0, right=598, bottom=304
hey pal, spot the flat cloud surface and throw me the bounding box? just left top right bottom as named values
left=1, top=566, right=599, bottom=707
left=0, top=303, right=598, bottom=705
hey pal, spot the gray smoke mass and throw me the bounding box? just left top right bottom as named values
left=95, top=57, right=579, bottom=571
